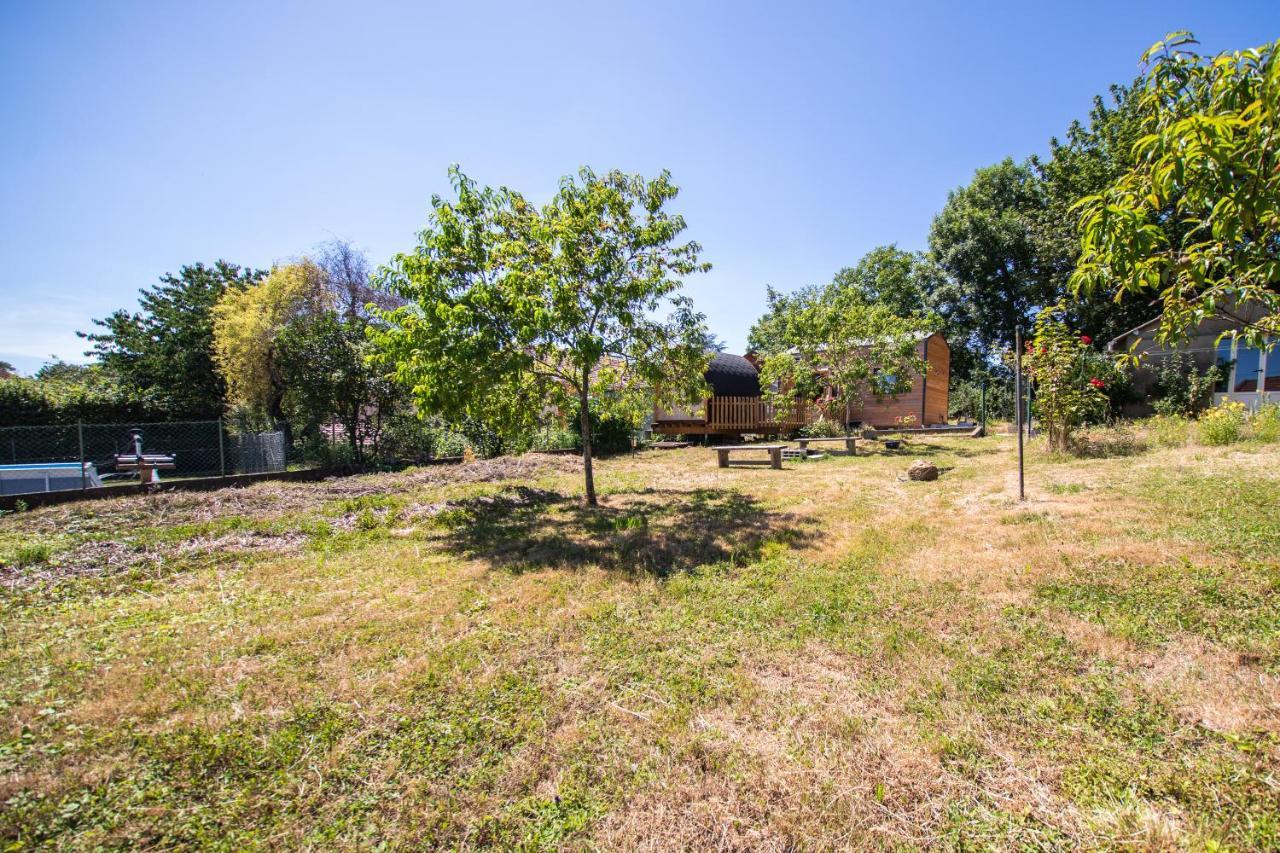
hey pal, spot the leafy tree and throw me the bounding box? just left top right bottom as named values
left=275, top=311, right=399, bottom=464
left=752, top=280, right=933, bottom=428
left=212, top=261, right=331, bottom=444
left=82, top=261, right=265, bottom=419
left=1033, top=81, right=1164, bottom=343
left=372, top=166, right=711, bottom=506
left=928, top=159, right=1054, bottom=368
left=831, top=245, right=945, bottom=320
left=1072, top=32, right=1280, bottom=349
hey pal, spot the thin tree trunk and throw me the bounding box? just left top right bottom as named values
left=578, top=372, right=597, bottom=507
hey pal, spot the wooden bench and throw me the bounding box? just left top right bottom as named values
left=795, top=436, right=858, bottom=456
left=712, top=444, right=785, bottom=470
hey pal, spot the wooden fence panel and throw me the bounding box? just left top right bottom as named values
left=706, top=396, right=814, bottom=431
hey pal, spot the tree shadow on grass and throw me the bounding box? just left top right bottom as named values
left=436, top=486, right=817, bottom=577
left=861, top=440, right=1005, bottom=459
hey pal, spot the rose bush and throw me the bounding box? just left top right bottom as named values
left=1019, top=306, right=1121, bottom=453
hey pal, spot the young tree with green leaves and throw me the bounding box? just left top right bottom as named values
left=275, top=311, right=399, bottom=464
left=372, top=166, right=711, bottom=507
left=1072, top=32, right=1280, bottom=349
left=82, top=261, right=265, bottom=419
left=752, top=280, right=932, bottom=430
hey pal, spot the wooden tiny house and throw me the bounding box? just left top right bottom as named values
left=653, top=333, right=950, bottom=436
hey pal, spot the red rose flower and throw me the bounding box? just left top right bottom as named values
left=1089, top=377, right=1105, bottom=389
left=1080, top=335, right=1093, bottom=345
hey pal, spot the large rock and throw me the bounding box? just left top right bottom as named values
left=906, top=459, right=939, bottom=481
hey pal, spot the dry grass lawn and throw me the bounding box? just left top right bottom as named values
left=1, top=432, right=1278, bottom=849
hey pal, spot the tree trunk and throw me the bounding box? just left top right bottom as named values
left=348, top=415, right=360, bottom=466
left=578, top=373, right=597, bottom=507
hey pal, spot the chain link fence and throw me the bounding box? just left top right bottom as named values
left=0, top=421, right=286, bottom=497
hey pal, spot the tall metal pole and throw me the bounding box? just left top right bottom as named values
left=980, top=381, right=987, bottom=435
left=78, top=420, right=86, bottom=491
left=1026, top=381, right=1034, bottom=438
left=217, top=418, right=227, bottom=478
left=1014, top=326, right=1025, bottom=501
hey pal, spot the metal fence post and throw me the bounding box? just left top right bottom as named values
left=1015, top=326, right=1025, bottom=501
left=78, top=421, right=87, bottom=491
left=218, top=418, right=227, bottom=478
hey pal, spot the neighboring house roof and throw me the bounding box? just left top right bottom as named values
left=705, top=353, right=761, bottom=397
left=1106, top=316, right=1162, bottom=352
left=1106, top=301, right=1276, bottom=352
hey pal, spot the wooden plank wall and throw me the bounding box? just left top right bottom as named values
left=846, top=334, right=950, bottom=428
left=923, top=335, right=950, bottom=425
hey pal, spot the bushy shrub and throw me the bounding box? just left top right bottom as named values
left=569, top=403, right=634, bottom=455
left=800, top=416, right=845, bottom=438
left=528, top=426, right=580, bottom=451
left=1146, top=414, right=1191, bottom=448
left=0, top=367, right=169, bottom=426
left=1019, top=309, right=1118, bottom=453
left=1197, top=401, right=1247, bottom=446
left=1250, top=403, right=1280, bottom=443
left=1150, top=352, right=1221, bottom=417
left=949, top=377, right=1013, bottom=422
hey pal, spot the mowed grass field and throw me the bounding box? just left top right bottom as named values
left=1, top=433, right=1278, bottom=850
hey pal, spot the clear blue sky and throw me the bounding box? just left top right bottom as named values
left=1, top=1, right=1275, bottom=374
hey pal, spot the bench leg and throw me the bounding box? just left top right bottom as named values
left=770, top=448, right=782, bottom=469
left=846, top=438, right=856, bottom=456
left=717, top=449, right=729, bottom=468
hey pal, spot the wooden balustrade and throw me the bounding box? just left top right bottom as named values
left=706, top=396, right=812, bottom=430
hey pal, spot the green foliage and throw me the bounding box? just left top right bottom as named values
left=10, top=541, right=52, bottom=567
left=83, top=261, right=265, bottom=420
left=1146, top=413, right=1191, bottom=447
left=1251, top=403, right=1280, bottom=443
left=749, top=246, right=943, bottom=357
left=928, top=159, right=1054, bottom=370
left=948, top=377, right=1013, bottom=422
left=1020, top=308, right=1114, bottom=452
left=1072, top=32, right=1280, bottom=349
left=568, top=401, right=633, bottom=455
left=750, top=272, right=933, bottom=421
left=213, top=261, right=332, bottom=435
left=1197, top=400, right=1247, bottom=446
left=0, top=363, right=168, bottom=426
left=275, top=311, right=400, bottom=464
left=1150, top=352, right=1221, bottom=417
left=372, top=166, right=711, bottom=505
left=799, top=416, right=845, bottom=438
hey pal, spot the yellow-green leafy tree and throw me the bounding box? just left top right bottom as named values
left=211, top=261, right=331, bottom=443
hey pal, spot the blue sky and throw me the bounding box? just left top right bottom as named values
left=1, top=1, right=1276, bottom=374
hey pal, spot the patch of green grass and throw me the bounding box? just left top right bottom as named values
left=9, top=541, right=53, bottom=567
left=1141, top=471, right=1280, bottom=562
left=1036, top=557, right=1280, bottom=654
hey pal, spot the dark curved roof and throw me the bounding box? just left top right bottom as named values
left=705, top=353, right=761, bottom=397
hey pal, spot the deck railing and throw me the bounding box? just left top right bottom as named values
left=706, top=396, right=812, bottom=431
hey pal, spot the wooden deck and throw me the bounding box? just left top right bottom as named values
left=654, top=396, right=813, bottom=436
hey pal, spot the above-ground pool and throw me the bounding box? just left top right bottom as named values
left=0, top=462, right=103, bottom=496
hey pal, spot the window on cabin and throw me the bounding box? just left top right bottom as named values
left=1234, top=344, right=1262, bottom=393
left=1265, top=339, right=1280, bottom=392
left=1214, top=339, right=1233, bottom=393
